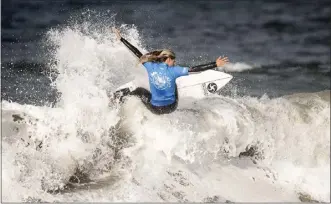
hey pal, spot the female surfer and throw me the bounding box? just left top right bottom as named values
left=112, top=27, right=229, bottom=115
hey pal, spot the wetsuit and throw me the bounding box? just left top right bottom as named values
left=117, top=37, right=218, bottom=115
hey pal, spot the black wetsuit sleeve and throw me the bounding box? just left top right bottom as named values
left=120, top=37, right=143, bottom=58
left=188, top=61, right=217, bottom=72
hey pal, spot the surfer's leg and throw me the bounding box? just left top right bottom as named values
left=113, top=87, right=151, bottom=104
left=115, top=87, right=178, bottom=115
left=129, top=87, right=151, bottom=105
left=127, top=87, right=178, bottom=115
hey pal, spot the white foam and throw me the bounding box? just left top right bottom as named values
left=219, top=62, right=257, bottom=72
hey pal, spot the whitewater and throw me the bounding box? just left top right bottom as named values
left=2, top=23, right=330, bottom=202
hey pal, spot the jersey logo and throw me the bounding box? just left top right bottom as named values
left=207, top=82, right=218, bottom=93
left=150, top=72, right=171, bottom=90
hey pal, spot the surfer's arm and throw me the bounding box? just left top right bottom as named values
left=112, top=27, right=143, bottom=58
left=120, top=37, right=143, bottom=58
left=188, top=62, right=217, bottom=72
left=188, top=56, right=229, bottom=73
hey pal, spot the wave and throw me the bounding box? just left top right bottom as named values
left=2, top=89, right=329, bottom=202
left=2, top=19, right=330, bottom=202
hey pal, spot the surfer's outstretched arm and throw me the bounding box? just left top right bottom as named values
left=189, top=61, right=217, bottom=72
left=113, top=27, right=143, bottom=58
left=120, top=38, right=143, bottom=58
left=188, top=56, right=229, bottom=72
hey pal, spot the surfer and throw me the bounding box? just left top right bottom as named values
left=112, top=27, right=229, bottom=115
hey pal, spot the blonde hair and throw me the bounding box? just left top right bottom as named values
left=139, top=49, right=176, bottom=64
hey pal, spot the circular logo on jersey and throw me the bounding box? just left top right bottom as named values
left=150, top=71, right=171, bottom=90
left=207, top=82, right=218, bottom=93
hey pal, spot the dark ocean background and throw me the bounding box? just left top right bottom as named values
left=1, top=0, right=330, bottom=105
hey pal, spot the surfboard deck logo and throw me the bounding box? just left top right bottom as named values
left=207, top=82, right=218, bottom=93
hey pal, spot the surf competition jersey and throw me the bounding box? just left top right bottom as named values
left=143, top=62, right=188, bottom=106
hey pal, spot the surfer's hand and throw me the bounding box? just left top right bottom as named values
left=216, top=56, right=229, bottom=67
left=112, top=27, right=121, bottom=40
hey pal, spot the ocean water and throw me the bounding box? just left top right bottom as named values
left=1, top=0, right=330, bottom=202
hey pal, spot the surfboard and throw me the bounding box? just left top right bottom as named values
left=114, top=70, right=233, bottom=100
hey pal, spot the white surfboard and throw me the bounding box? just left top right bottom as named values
left=115, top=70, right=233, bottom=99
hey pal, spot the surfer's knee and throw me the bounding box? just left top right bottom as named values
left=112, top=88, right=131, bottom=103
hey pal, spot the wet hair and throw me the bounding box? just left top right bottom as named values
left=139, top=49, right=176, bottom=63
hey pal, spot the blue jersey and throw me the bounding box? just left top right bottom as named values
left=143, top=62, right=189, bottom=106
